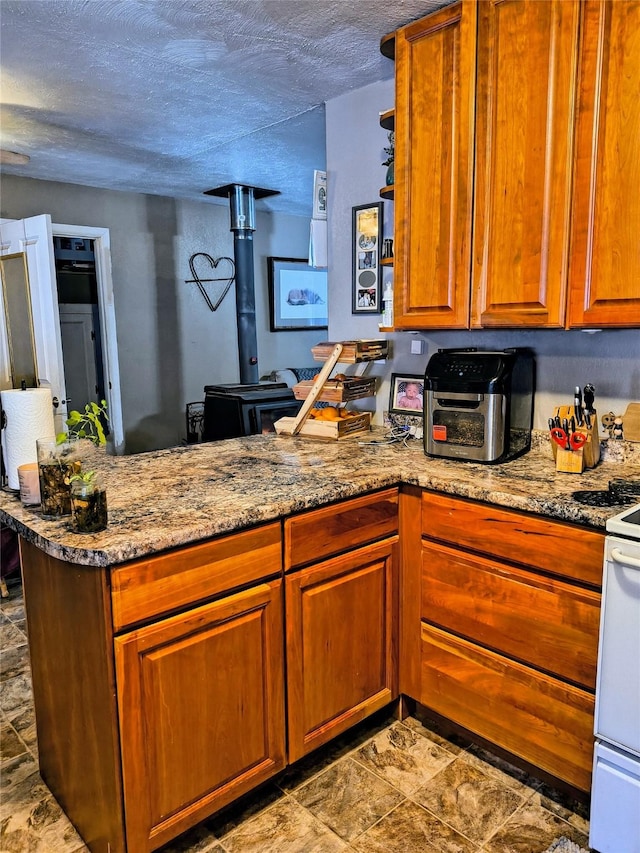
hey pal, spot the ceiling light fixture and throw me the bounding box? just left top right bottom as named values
left=0, top=150, right=31, bottom=165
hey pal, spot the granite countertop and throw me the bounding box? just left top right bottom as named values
left=1, top=430, right=639, bottom=567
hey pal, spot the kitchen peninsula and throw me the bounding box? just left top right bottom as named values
left=2, top=432, right=639, bottom=853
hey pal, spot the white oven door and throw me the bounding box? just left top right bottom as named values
left=594, top=535, right=640, bottom=756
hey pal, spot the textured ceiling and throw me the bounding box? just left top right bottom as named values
left=0, top=0, right=443, bottom=216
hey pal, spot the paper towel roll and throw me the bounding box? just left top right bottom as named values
left=1, top=388, right=55, bottom=490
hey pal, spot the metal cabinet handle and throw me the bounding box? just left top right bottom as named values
left=611, top=547, right=640, bottom=570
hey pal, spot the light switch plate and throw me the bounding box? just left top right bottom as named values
left=410, top=339, right=424, bottom=355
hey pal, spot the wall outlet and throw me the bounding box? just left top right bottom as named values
left=410, top=339, right=424, bottom=355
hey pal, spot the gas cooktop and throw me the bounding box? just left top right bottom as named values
left=573, top=478, right=640, bottom=509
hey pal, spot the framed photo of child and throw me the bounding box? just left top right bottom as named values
left=389, top=374, right=424, bottom=416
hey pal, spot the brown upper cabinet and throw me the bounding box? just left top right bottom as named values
left=472, top=0, right=579, bottom=328
left=391, top=0, right=640, bottom=330
left=567, top=0, right=640, bottom=327
left=394, top=2, right=476, bottom=329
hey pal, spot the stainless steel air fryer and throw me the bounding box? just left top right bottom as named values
left=424, top=348, right=535, bottom=463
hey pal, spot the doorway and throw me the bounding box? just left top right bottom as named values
left=52, top=223, right=123, bottom=452
left=0, top=217, right=123, bottom=451
left=54, top=236, right=107, bottom=425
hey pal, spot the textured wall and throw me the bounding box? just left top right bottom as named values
left=325, top=81, right=640, bottom=429
left=1, top=175, right=315, bottom=451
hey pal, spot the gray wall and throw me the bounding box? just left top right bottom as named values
left=325, top=80, right=640, bottom=429
left=1, top=175, right=318, bottom=451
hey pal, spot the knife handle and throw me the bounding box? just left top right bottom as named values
left=583, top=384, right=595, bottom=413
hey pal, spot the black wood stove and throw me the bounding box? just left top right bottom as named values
left=202, top=382, right=301, bottom=441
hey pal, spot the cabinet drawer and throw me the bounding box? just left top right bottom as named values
left=111, top=522, right=282, bottom=631
left=420, top=623, right=594, bottom=791
left=422, top=491, right=604, bottom=586
left=285, top=488, right=398, bottom=570
left=422, top=540, right=600, bottom=688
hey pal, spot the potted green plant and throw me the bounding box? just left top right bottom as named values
left=36, top=436, right=82, bottom=519
left=58, top=400, right=109, bottom=447
left=69, top=470, right=108, bottom=533
left=37, top=401, right=109, bottom=520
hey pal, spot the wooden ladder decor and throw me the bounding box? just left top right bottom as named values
left=279, top=343, right=344, bottom=436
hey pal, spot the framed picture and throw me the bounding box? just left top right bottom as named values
left=389, top=373, right=425, bottom=416
left=313, top=170, right=327, bottom=219
left=267, top=257, right=328, bottom=331
left=352, top=202, right=382, bottom=314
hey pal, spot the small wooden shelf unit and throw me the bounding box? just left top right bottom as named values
left=274, top=340, right=387, bottom=440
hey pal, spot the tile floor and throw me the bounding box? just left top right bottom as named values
left=1, top=576, right=592, bottom=853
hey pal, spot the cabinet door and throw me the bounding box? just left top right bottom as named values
left=393, top=2, right=476, bottom=329
left=471, top=0, right=580, bottom=328
left=286, top=538, right=399, bottom=762
left=114, top=580, right=285, bottom=853
left=567, top=0, right=640, bottom=328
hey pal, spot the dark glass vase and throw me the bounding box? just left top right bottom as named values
left=70, top=478, right=108, bottom=533
left=37, top=437, right=82, bottom=519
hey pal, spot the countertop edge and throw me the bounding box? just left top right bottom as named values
left=2, top=432, right=638, bottom=567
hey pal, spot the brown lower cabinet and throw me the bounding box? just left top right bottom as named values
left=114, top=580, right=285, bottom=853
left=19, top=490, right=400, bottom=853
left=286, top=538, right=399, bottom=762
left=18, top=484, right=604, bottom=852
left=421, top=624, right=595, bottom=791
left=400, top=489, right=604, bottom=792
left=20, top=524, right=286, bottom=853
left=284, top=489, right=400, bottom=761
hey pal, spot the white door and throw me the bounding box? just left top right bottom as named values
left=0, top=218, right=124, bottom=452
left=0, top=215, right=67, bottom=432
left=58, top=304, right=99, bottom=417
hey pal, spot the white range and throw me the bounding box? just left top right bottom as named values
left=589, top=503, right=640, bottom=853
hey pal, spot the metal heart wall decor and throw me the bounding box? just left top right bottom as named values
left=186, top=253, right=235, bottom=311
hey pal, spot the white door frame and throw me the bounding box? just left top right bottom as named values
left=53, top=224, right=124, bottom=454
left=0, top=215, right=68, bottom=430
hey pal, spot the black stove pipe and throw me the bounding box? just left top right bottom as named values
left=229, top=185, right=259, bottom=385
left=205, top=182, right=280, bottom=385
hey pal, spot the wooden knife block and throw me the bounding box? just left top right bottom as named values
left=551, top=406, right=600, bottom=473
